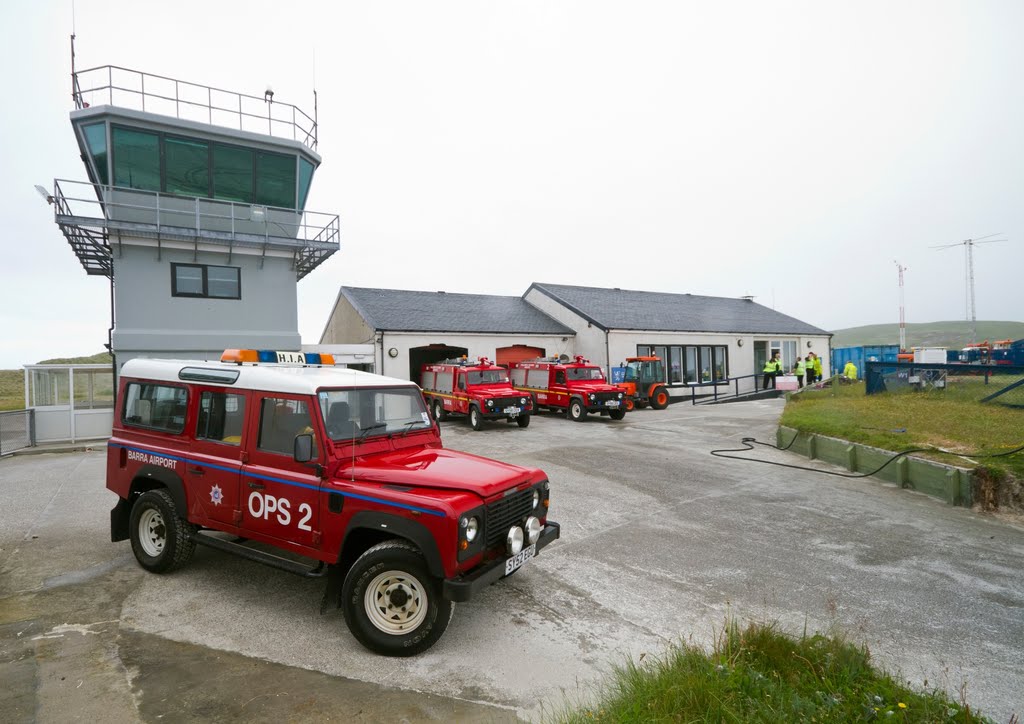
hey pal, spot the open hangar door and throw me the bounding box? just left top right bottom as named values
left=409, top=344, right=468, bottom=382
left=496, top=345, right=545, bottom=366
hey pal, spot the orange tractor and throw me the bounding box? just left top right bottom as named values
left=618, top=356, right=670, bottom=410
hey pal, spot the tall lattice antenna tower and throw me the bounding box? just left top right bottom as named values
left=894, top=261, right=908, bottom=351
left=931, top=233, right=1008, bottom=343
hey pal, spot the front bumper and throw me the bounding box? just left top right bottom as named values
left=586, top=400, right=623, bottom=413
left=442, top=521, right=560, bottom=603
left=481, top=405, right=530, bottom=419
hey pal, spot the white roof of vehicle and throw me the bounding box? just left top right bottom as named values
left=120, top=358, right=418, bottom=396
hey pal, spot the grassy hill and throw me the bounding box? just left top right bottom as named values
left=0, top=352, right=112, bottom=411
left=831, top=320, right=1024, bottom=350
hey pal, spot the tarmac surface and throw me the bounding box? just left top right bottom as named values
left=1, top=399, right=1022, bottom=722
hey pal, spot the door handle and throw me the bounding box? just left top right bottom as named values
left=187, top=466, right=205, bottom=476
left=248, top=482, right=265, bottom=490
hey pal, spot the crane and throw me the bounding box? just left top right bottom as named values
left=931, top=234, right=1008, bottom=343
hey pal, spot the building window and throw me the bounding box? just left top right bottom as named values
left=298, top=158, right=315, bottom=209
left=171, top=263, right=240, bottom=299
left=782, top=340, right=797, bottom=372
left=108, top=126, right=308, bottom=209
left=635, top=344, right=729, bottom=384
left=82, top=122, right=108, bottom=185
left=212, top=144, right=254, bottom=203
left=256, top=151, right=297, bottom=208
left=165, top=137, right=210, bottom=197
left=113, top=127, right=160, bottom=191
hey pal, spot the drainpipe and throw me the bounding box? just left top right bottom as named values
left=377, top=332, right=384, bottom=376
left=605, top=329, right=611, bottom=379
left=107, top=274, right=117, bottom=394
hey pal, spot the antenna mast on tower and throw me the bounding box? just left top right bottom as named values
left=894, top=261, right=907, bottom=351
left=931, top=233, right=1009, bottom=344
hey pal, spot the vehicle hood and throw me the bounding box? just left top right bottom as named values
left=567, top=381, right=621, bottom=394
left=467, top=384, right=523, bottom=398
left=334, top=447, right=538, bottom=497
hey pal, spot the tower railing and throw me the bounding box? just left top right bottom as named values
left=72, top=65, right=318, bottom=151
left=51, top=179, right=339, bottom=279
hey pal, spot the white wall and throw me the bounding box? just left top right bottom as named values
left=522, top=289, right=608, bottom=366
left=376, top=332, right=575, bottom=380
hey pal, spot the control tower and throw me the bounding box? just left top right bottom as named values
left=45, top=53, right=340, bottom=369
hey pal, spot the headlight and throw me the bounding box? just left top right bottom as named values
left=588, top=393, right=595, bottom=401
left=507, top=526, right=524, bottom=555
left=461, top=516, right=479, bottom=542
left=525, top=516, right=541, bottom=545
left=618, top=392, right=623, bottom=399
left=486, top=399, right=493, bottom=407
left=520, top=397, right=527, bottom=405
left=532, top=489, right=540, bottom=509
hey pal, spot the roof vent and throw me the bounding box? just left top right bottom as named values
left=740, top=295, right=755, bottom=302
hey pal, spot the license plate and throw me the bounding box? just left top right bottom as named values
left=503, top=406, right=520, bottom=414
left=605, top=400, right=620, bottom=408
left=504, top=544, right=536, bottom=575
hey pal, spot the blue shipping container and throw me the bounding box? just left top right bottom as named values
left=831, top=345, right=901, bottom=375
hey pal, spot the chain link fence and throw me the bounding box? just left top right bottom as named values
left=0, top=410, right=35, bottom=455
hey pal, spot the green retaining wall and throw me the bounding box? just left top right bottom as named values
left=777, top=426, right=974, bottom=507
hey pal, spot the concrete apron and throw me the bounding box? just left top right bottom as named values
left=778, top=426, right=974, bottom=507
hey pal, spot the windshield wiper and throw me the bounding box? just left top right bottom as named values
left=398, top=421, right=423, bottom=438
left=356, top=423, right=387, bottom=442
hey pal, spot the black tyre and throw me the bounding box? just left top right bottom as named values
left=432, top=399, right=447, bottom=422
left=342, top=540, right=452, bottom=657
left=469, top=406, right=483, bottom=430
left=129, top=489, right=195, bottom=573
left=516, top=414, right=531, bottom=428
left=609, top=409, right=626, bottom=420
left=569, top=399, right=586, bottom=422
left=650, top=386, right=670, bottom=410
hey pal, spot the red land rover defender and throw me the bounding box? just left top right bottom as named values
left=509, top=356, right=627, bottom=422
left=420, top=357, right=533, bottom=430
left=106, top=350, right=559, bottom=656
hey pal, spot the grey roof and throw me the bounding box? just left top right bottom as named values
left=341, top=287, right=575, bottom=335
left=527, top=283, right=831, bottom=336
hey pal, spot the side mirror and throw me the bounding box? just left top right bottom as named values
left=293, top=433, right=313, bottom=463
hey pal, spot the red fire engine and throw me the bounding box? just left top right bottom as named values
left=106, top=349, right=559, bottom=656
left=420, top=357, right=532, bottom=430
left=508, top=355, right=627, bottom=421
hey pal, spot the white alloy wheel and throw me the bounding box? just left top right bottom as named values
left=138, top=507, right=167, bottom=557
left=363, top=569, right=429, bottom=635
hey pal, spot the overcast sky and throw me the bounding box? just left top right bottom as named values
left=2, top=1, right=1022, bottom=368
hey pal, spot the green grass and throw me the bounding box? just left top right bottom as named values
left=0, top=352, right=112, bottom=411
left=831, top=320, right=1024, bottom=350
left=780, top=382, right=1024, bottom=478
left=552, top=621, right=990, bottom=723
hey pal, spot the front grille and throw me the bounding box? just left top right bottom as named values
left=594, top=391, right=619, bottom=403
left=485, top=489, right=534, bottom=549
left=490, top=396, right=522, bottom=408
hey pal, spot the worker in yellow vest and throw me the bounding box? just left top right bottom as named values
left=843, top=360, right=858, bottom=381
left=794, top=356, right=806, bottom=388
left=762, top=353, right=781, bottom=389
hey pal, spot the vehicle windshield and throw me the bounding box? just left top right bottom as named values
left=318, top=387, right=431, bottom=441
left=466, top=370, right=509, bottom=386
left=567, top=367, right=605, bottom=381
